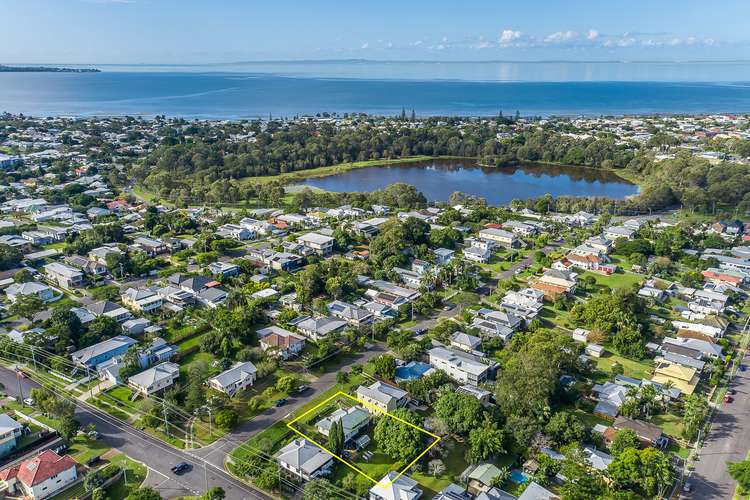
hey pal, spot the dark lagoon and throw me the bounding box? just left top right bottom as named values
left=295, top=159, right=639, bottom=205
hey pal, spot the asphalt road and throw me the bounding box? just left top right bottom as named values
left=687, top=365, right=750, bottom=499
left=0, top=367, right=270, bottom=500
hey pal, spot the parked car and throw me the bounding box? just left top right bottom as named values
left=85, top=456, right=101, bottom=467
left=275, top=398, right=287, bottom=407
left=727, top=389, right=737, bottom=395
left=296, top=385, right=310, bottom=394
left=740, top=365, right=746, bottom=372
left=22, top=398, right=34, bottom=406
left=87, top=431, right=101, bottom=440
left=171, top=462, right=190, bottom=475
left=683, top=481, right=693, bottom=493
left=724, top=394, right=734, bottom=403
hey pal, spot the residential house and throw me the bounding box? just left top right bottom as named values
left=295, top=316, right=347, bottom=341
left=274, top=438, right=334, bottom=481
left=132, top=236, right=167, bottom=256
left=71, top=335, right=138, bottom=368
left=478, top=228, right=519, bottom=248
left=651, top=360, right=699, bottom=395
left=434, top=248, right=455, bottom=265
left=500, top=288, right=544, bottom=320
left=503, top=220, right=537, bottom=237
left=297, top=232, right=334, bottom=256
left=121, top=288, right=162, bottom=313
left=216, top=223, right=254, bottom=241
left=356, top=381, right=408, bottom=414
left=450, top=332, right=482, bottom=353
left=88, top=245, right=122, bottom=266
left=128, top=362, right=180, bottom=396
left=5, top=282, right=56, bottom=303
left=603, top=226, right=636, bottom=240
left=257, top=326, right=306, bottom=359
left=464, top=463, right=505, bottom=496
left=702, top=267, right=746, bottom=286
left=315, top=407, right=370, bottom=443
left=370, top=472, right=422, bottom=500
left=662, top=337, right=723, bottom=359
left=517, top=481, right=558, bottom=500
left=207, top=361, right=258, bottom=397
left=607, top=416, right=665, bottom=447
left=0, top=450, right=77, bottom=500
left=428, top=346, right=489, bottom=386
left=327, top=300, right=374, bottom=327
left=591, top=381, right=629, bottom=418
left=43, top=262, right=84, bottom=289
left=463, top=245, right=492, bottom=263
left=0, top=414, right=23, bottom=458
left=122, top=318, right=151, bottom=336
left=86, top=300, right=133, bottom=323
left=208, top=261, right=240, bottom=277
left=530, top=268, right=578, bottom=299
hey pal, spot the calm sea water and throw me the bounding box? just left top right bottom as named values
left=2, top=61, right=750, bottom=118
left=296, top=160, right=639, bottom=204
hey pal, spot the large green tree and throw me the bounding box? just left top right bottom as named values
left=373, top=408, right=424, bottom=463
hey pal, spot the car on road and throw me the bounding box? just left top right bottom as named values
left=414, top=328, right=427, bottom=335
left=296, top=385, right=310, bottom=394
left=728, top=389, right=737, bottom=395
left=724, top=394, right=734, bottom=403
left=171, top=462, right=191, bottom=475
left=22, top=398, right=34, bottom=406
left=87, top=431, right=101, bottom=440
left=683, top=481, right=693, bottom=493
left=740, top=365, right=747, bottom=372
left=275, top=398, right=288, bottom=407
left=442, top=304, right=454, bottom=311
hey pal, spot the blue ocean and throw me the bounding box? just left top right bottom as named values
left=2, top=61, right=750, bottom=118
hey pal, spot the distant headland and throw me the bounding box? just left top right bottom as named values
left=0, top=65, right=100, bottom=73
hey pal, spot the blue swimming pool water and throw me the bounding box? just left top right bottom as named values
left=509, top=469, right=530, bottom=484
left=395, top=361, right=431, bottom=382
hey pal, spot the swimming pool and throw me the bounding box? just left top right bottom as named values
left=395, top=361, right=432, bottom=382
left=509, top=469, right=530, bottom=484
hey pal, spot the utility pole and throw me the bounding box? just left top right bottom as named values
left=30, top=346, right=37, bottom=371
left=163, top=400, right=170, bottom=438
left=16, top=369, right=24, bottom=404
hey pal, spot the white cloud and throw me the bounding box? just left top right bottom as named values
left=360, top=42, right=369, bottom=49
left=499, top=29, right=522, bottom=46
left=545, top=31, right=576, bottom=43
left=587, top=29, right=599, bottom=41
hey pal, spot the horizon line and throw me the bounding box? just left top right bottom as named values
left=5, top=57, right=750, bottom=67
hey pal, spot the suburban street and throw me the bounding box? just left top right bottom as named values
left=192, top=343, right=386, bottom=467
left=687, top=363, right=750, bottom=499
left=0, top=366, right=270, bottom=500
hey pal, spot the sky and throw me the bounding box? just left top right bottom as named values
left=3, top=0, right=750, bottom=64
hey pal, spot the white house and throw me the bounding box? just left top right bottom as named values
left=428, top=346, right=489, bottom=386
left=43, top=262, right=84, bottom=289
left=370, top=472, right=422, bottom=500
left=274, top=438, right=334, bottom=481
left=478, top=227, right=519, bottom=247
left=296, top=232, right=334, bottom=256
left=128, top=362, right=180, bottom=396
left=315, top=407, right=370, bottom=442
left=5, top=282, right=57, bottom=304
left=207, top=361, right=257, bottom=397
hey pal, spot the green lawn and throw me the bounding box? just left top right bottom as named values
left=595, top=352, right=654, bottom=380
left=581, top=270, right=643, bottom=290
left=106, top=453, right=148, bottom=500
left=68, top=434, right=111, bottom=462
left=651, top=412, right=684, bottom=439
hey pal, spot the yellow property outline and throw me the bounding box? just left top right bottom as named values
left=286, top=391, right=441, bottom=488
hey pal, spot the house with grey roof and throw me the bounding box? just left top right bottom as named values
left=327, top=300, right=374, bottom=327
left=315, top=407, right=370, bottom=443
left=5, top=281, right=57, bottom=304
left=128, top=362, right=180, bottom=396
left=370, top=472, right=422, bottom=500
left=43, top=262, right=84, bottom=289
left=71, top=335, right=138, bottom=368
left=274, top=438, right=334, bottom=480
left=295, top=316, right=347, bottom=341
left=207, top=361, right=257, bottom=397
left=428, top=346, right=489, bottom=386
left=86, top=300, right=132, bottom=323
